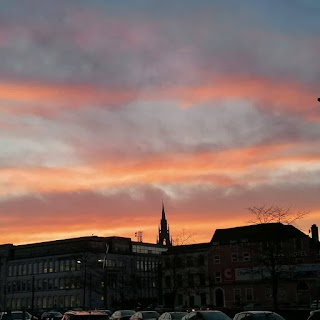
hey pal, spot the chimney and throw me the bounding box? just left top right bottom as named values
left=311, top=224, right=319, bottom=243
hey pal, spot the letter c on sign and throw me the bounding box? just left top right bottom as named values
left=224, top=268, right=232, bottom=279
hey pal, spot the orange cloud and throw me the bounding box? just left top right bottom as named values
left=0, top=81, right=137, bottom=114
left=154, top=76, right=317, bottom=114
left=0, top=75, right=317, bottom=118
left=1, top=142, right=319, bottom=197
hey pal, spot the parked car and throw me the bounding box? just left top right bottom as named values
left=158, top=312, right=188, bottom=320
left=233, top=311, right=285, bottom=320
left=1, top=311, right=37, bottom=320
left=181, top=312, right=196, bottom=320
left=130, top=311, right=160, bottom=320
left=308, top=310, right=320, bottom=320
left=311, top=301, right=320, bottom=310
left=154, top=308, right=170, bottom=315
left=243, top=303, right=263, bottom=311
left=41, top=311, right=63, bottom=320
left=110, top=311, right=136, bottom=320
left=187, top=311, right=231, bottom=320
left=61, top=310, right=110, bottom=320
left=92, top=311, right=112, bottom=318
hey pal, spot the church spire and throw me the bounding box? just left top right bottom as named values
left=162, top=200, right=166, bottom=220
left=158, top=201, right=172, bottom=247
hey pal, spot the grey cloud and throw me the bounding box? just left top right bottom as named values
left=2, top=99, right=319, bottom=168
left=52, top=101, right=320, bottom=162
left=0, top=1, right=319, bottom=87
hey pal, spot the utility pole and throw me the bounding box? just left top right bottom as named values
left=102, top=243, right=109, bottom=309
left=31, top=275, right=35, bottom=314
left=77, top=259, right=87, bottom=310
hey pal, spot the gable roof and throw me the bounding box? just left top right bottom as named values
left=210, top=223, right=308, bottom=244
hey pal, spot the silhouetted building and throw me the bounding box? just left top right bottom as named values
left=0, top=236, right=167, bottom=313
left=1, top=205, right=319, bottom=313
left=208, top=223, right=320, bottom=308
left=161, top=242, right=211, bottom=309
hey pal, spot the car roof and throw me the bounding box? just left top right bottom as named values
left=167, top=313, right=187, bottom=314
left=236, top=311, right=274, bottom=315
left=196, top=311, right=225, bottom=313
left=64, top=311, right=107, bottom=316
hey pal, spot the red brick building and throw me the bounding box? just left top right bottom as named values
left=208, top=223, right=320, bottom=308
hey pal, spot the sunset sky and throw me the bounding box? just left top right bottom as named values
left=1, top=0, right=319, bottom=246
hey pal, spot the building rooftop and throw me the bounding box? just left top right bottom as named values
left=163, top=242, right=211, bottom=254
left=210, top=222, right=308, bottom=244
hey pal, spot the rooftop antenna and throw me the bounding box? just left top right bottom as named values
left=135, top=231, right=143, bottom=242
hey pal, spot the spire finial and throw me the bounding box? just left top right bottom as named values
left=162, top=200, right=166, bottom=219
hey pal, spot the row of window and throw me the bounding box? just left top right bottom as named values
left=136, top=260, right=158, bottom=272
left=6, top=295, right=81, bottom=310
left=212, top=238, right=303, bottom=249
left=6, top=275, right=163, bottom=294
left=233, top=287, right=288, bottom=302
left=6, top=277, right=82, bottom=293
left=213, top=252, right=251, bottom=264
left=164, top=255, right=206, bottom=268
left=234, top=287, right=254, bottom=302
left=8, top=259, right=81, bottom=277
left=165, top=273, right=206, bottom=288
left=8, top=258, right=127, bottom=277
left=132, top=245, right=168, bottom=254
left=135, top=277, right=158, bottom=288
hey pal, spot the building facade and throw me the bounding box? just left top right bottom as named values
left=161, top=243, right=211, bottom=309
left=208, top=223, right=320, bottom=308
left=0, top=236, right=167, bottom=313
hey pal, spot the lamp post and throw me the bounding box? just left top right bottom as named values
left=98, top=243, right=109, bottom=309
left=77, top=259, right=87, bottom=310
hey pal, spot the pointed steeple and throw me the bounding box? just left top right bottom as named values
left=157, top=201, right=172, bottom=247
left=162, top=200, right=166, bottom=220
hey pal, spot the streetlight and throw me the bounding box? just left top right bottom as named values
left=77, top=259, right=87, bottom=310
left=98, top=243, right=109, bottom=309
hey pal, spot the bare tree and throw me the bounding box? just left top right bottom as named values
left=246, top=205, right=310, bottom=309
left=248, top=205, right=309, bottom=225
left=172, top=229, right=197, bottom=246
